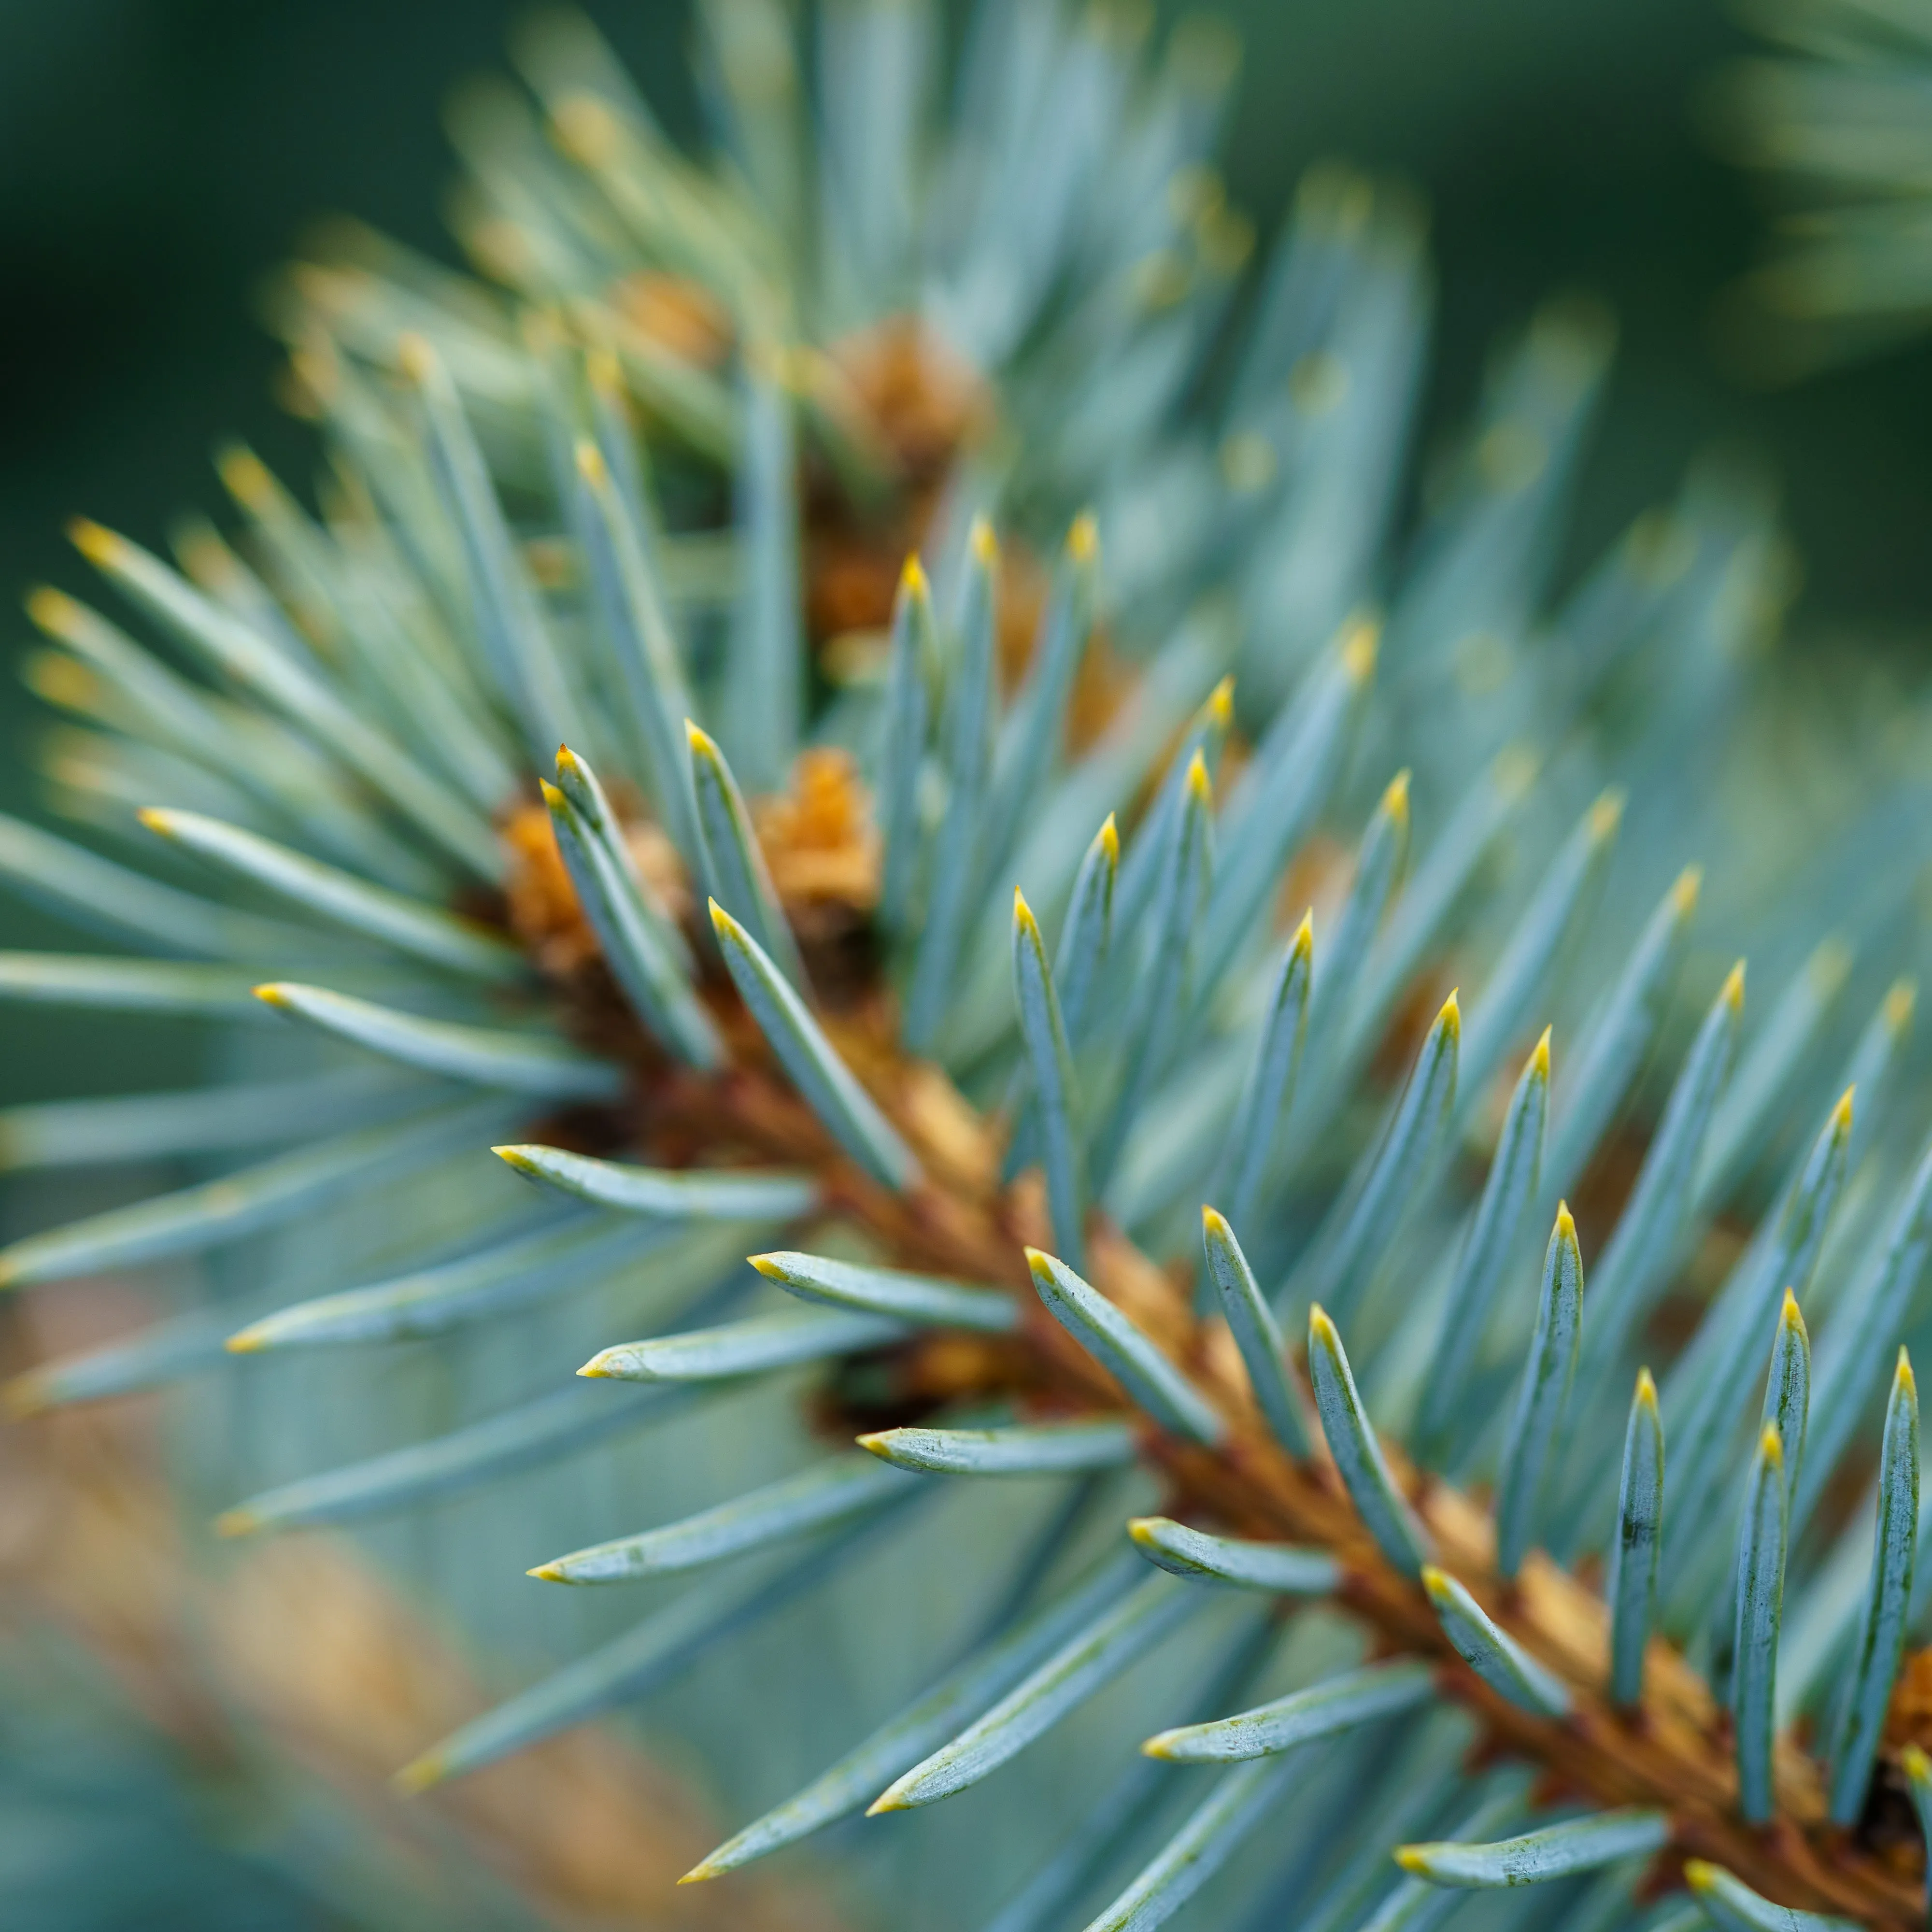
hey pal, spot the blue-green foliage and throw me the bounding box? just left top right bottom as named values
left=1720, top=0, right=1932, bottom=379
left=7, top=3, right=1932, bottom=1930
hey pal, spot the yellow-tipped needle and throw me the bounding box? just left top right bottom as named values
left=67, top=517, right=121, bottom=568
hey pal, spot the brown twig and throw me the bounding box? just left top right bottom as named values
left=503, top=790, right=1919, bottom=1922
left=641, top=1042, right=1922, bottom=1927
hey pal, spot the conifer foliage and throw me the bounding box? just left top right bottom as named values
left=8, top=4, right=1932, bottom=1928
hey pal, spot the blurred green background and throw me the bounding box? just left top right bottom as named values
left=2, top=0, right=1929, bottom=1106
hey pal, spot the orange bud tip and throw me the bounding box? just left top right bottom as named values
left=252, top=983, right=292, bottom=1009
left=1099, top=814, right=1120, bottom=863
left=1720, top=961, right=1746, bottom=1011
left=1672, top=866, right=1703, bottom=914
left=213, top=1508, right=259, bottom=1539
left=1067, top=511, right=1099, bottom=562
left=1382, top=769, right=1410, bottom=821
left=899, top=553, right=929, bottom=596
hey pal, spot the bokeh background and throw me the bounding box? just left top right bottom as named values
left=0, top=3, right=1928, bottom=1925
left=4, top=0, right=1932, bottom=1098
left=3, top=0, right=1931, bottom=1107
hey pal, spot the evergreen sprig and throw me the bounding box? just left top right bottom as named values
left=6, top=4, right=1932, bottom=1930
